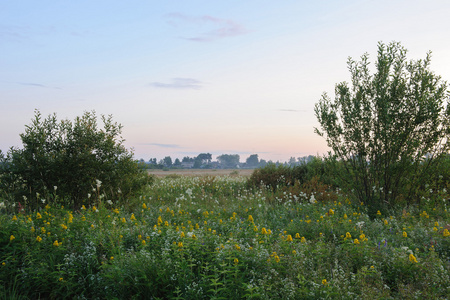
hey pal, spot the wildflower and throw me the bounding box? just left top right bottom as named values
left=443, top=229, right=450, bottom=237
left=343, top=214, right=347, bottom=219
left=274, top=255, right=280, bottom=263
left=383, top=219, right=388, bottom=225
left=107, top=200, right=113, bottom=205
left=142, top=203, right=147, bottom=209
left=90, top=224, right=95, bottom=229
left=142, top=240, right=146, bottom=245
left=121, top=218, right=126, bottom=223
left=130, top=214, right=136, bottom=221
left=53, top=240, right=60, bottom=247
left=157, top=216, right=162, bottom=224
left=433, top=227, right=438, bottom=232
left=36, top=212, right=42, bottom=219
left=31, top=227, right=35, bottom=232
left=328, top=209, right=334, bottom=215
left=178, top=242, right=183, bottom=248
left=234, top=258, right=239, bottom=265
left=377, top=210, right=381, bottom=215
left=409, top=253, right=418, bottom=263
left=180, top=231, right=185, bottom=238
left=370, top=266, right=374, bottom=269
left=81, top=205, right=86, bottom=210
left=92, top=206, right=97, bottom=212
left=286, top=235, right=293, bottom=242
left=300, top=237, right=306, bottom=243
left=113, top=208, right=119, bottom=214
left=354, top=239, right=360, bottom=245
left=322, top=279, right=327, bottom=285
left=59, top=277, right=63, bottom=282
left=292, top=250, right=297, bottom=255
left=261, top=228, right=268, bottom=235
left=295, top=233, right=301, bottom=239
left=435, top=222, right=439, bottom=227
left=248, top=215, right=254, bottom=222
left=403, top=231, right=407, bottom=238
left=235, top=244, right=241, bottom=250
left=10, top=235, right=15, bottom=241
left=345, top=232, right=352, bottom=240
left=12, top=215, right=18, bottom=221
left=61, top=224, right=68, bottom=230
left=110, top=256, right=114, bottom=260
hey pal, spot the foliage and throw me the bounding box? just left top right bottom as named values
left=1, top=174, right=449, bottom=299
left=217, top=154, right=240, bottom=168
left=314, top=41, right=450, bottom=215
left=0, top=110, right=151, bottom=210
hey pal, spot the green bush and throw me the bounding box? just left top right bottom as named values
left=315, top=41, right=450, bottom=215
left=0, top=110, right=151, bottom=209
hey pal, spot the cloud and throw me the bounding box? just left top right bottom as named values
left=278, top=109, right=306, bottom=112
left=17, top=82, right=61, bottom=89
left=149, top=78, right=202, bottom=89
left=166, top=13, right=247, bottom=42
left=144, top=143, right=182, bottom=149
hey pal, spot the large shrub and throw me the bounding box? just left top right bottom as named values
left=314, top=41, right=449, bottom=215
left=0, top=110, right=151, bottom=209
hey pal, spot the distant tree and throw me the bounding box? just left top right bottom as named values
left=163, top=156, right=173, bottom=167
left=148, top=158, right=157, bottom=164
left=259, top=159, right=267, bottom=167
left=288, top=157, right=297, bottom=166
left=217, top=154, right=240, bottom=168
left=196, top=153, right=212, bottom=164
left=174, top=158, right=181, bottom=166
left=246, top=154, right=259, bottom=167
left=182, top=156, right=194, bottom=163
left=315, top=41, right=450, bottom=214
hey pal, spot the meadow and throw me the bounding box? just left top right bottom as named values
left=1, top=173, right=450, bottom=299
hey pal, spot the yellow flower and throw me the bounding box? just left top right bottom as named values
left=36, top=212, right=42, bottom=219
left=300, top=237, right=306, bottom=243
left=261, top=227, right=268, bottom=235
left=286, top=235, right=293, bottom=242
left=142, top=240, right=146, bottom=245
left=142, top=203, right=147, bottom=209
left=178, top=242, right=183, bottom=248
left=121, top=217, right=126, bottom=223
left=59, top=277, right=63, bottom=282
left=81, top=205, right=86, bottom=210
left=130, top=214, right=136, bottom=221
left=248, top=215, right=254, bottom=222
left=36, top=236, right=42, bottom=242
left=113, top=208, right=119, bottom=214
left=443, top=229, right=450, bottom=237
left=409, top=254, right=418, bottom=263
left=180, top=231, right=185, bottom=238
left=383, top=219, right=388, bottom=225
left=53, top=240, right=60, bottom=247
left=434, top=222, right=439, bottom=227
left=12, top=215, right=18, bottom=221
left=31, top=227, right=35, bottom=233
left=322, top=279, right=327, bottom=285
left=354, top=239, right=360, bottom=245
left=403, top=231, right=407, bottom=238
left=110, top=256, right=114, bottom=260
left=92, top=206, right=97, bottom=212
left=157, top=216, right=162, bottom=224
left=377, top=210, right=381, bottom=215
left=345, top=232, right=352, bottom=239
left=234, top=258, right=239, bottom=265
left=433, top=227, right=438, bottom=232
left=274, top=255, right=280, bottom=263
left=295, top=233, right=301, bottom=239
left=10, top=235, right=15, bottom=241
left=328, top=209, right=334, bottom=215
left=343, top=214, right=347, bottom=219
left=292, top=250, right=297, bottom=255
left=235, top=244, right=241, bottom=250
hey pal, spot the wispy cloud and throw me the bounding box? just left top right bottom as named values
left=144, top=143, right=182, bottom=149
left=17, top=82, right=61, bottom=89
left=166, top=13, right=247, bottom=42
left=278, top=109, right=306, bottom=112
left=149, top=78, right=202, bottom=90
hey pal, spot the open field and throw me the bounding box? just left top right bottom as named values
left=148, top=168, right=255, bottom=177
left=1, top=175, right=450, bottom=299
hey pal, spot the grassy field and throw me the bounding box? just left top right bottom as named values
left=1, top=174, right=450, bottom=299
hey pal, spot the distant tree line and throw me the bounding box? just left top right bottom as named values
left=139, top=153, right=317, bottom=170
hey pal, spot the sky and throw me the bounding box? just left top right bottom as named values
left=1, top=0, right=450, bottom=163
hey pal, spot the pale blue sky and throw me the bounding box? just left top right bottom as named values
left=1, top=1, right=450, bottom=162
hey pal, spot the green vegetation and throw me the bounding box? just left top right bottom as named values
left=0, top=110, right=151, bottom=210
left=1, top=175, right=449, bottom=299
left=315, top=41, right=449, bottom=216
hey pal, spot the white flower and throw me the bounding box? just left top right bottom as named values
left=88, top=193, right=91, bottom=198
left=54, top=186, right=58, bottom=191
left=309, top=194, right=316, bottom=204
left=41, top=199, right=46, bottom=204
left=0, top=202, right=5, bottom=208
left=96, top=179, right=102, bottom=189
left=107, top=200, right=113, bottom=205
left=186, top=188, right=193, bottom=197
